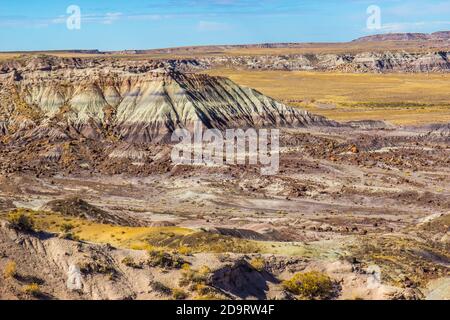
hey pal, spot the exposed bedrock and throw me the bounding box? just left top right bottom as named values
left=0, top=57, right=334, bottom=144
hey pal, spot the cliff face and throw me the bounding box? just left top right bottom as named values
left=0, top=56, right=332, bottom=144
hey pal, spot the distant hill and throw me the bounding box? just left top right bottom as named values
left=353, top=31, right=450, bottom=42
left=1, top=31, right=450, bottom=59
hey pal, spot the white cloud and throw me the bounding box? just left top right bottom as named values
left=2, top=12, right=163, bottom=28
left=100, top=12, right=123, bottom=25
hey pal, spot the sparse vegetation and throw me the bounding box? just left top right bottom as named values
left=283, top=271, right=336, bottom=300
left=178, top=265, right=224, bottom=299
left=349, top=235, right=449, bottom=287
left=146, top=231, right=260, bottom=254
left=0, top=210, right=268, bottom=254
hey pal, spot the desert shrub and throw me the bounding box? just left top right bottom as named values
left=177, top=245, right=193, bottom=256
left=7, top=211, right=34, bottom=232
left=147, top=249, right=185, bottom=269
left=150, top=281, right=172, bottom=295
left=194, top=293, right=224, bottom=300
left=181, top=263, right=191, bottom=271
left=179, top=265, right=211, bottom=287
left=172, top=288, right=188, bottom=300
left=193, top=284, right=225, bottom=300
left=78, top=260, right=116, bottom=276
left=4, top=260, right=17, bottom=279
left=250, top=257, right=266, bottom=272
left=283, top=271, right=335, bottom=300
left=23, top=283, right=41, bottom=297
left=198, top=266, right=211, bottom=276
left=59, top=223, right=79, bottom=240
left=60, top=223, right=74, bottom=233
left=192, top=283, right=219, bottom=297
left=121, top=256, right=142, bottom=269
left=61, top=232, right=79, bottom=241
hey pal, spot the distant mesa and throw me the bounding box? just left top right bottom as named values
left=353, top=31, right=450, bottom=42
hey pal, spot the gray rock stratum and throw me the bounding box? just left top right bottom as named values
left=0, top=56, right=332, bottom=144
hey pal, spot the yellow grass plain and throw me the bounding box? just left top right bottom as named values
left=205, top=69, right=450, bottom=125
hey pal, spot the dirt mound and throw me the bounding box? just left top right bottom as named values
left=210, top=227, right=270, bottom=241
left=43, top=197, right=140, bottom=226
left=210, top=259, right=279, bottom=299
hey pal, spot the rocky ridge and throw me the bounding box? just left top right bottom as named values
left=175, top=51, right=450, bottom=73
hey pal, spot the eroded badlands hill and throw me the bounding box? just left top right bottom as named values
left=0, top=56, right=331, bottom=144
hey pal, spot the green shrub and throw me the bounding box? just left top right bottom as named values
left=283, top=271, right=335, bottom=300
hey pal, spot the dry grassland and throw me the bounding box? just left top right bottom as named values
left=205, top=69, right=450, bottom=125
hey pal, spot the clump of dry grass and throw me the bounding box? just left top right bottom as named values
left=23, top=283, right=41, bottom=297
left=249, top=257, right=266, bottom=272
left=4, top=260, right=17, bottom=279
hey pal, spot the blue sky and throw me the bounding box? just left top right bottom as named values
left=0, top=0, right=449, bottom=51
